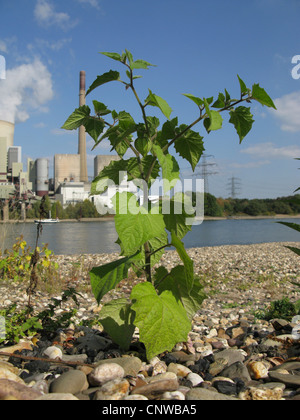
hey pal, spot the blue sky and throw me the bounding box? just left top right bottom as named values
left=1, top=0, right=300, bottom=199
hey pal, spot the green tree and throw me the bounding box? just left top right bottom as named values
left=62, top=49, right=276, bottom=359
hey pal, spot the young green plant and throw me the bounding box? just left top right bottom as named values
left=62, top=49, right=276, bottom=359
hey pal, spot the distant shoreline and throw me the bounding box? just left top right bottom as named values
left=1, top=214, right=300, bottom=224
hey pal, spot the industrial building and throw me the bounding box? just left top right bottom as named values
left=0, top=70, right=140, bottom=219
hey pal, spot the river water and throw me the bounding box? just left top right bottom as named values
left=0, top=218, right=299, bottom=255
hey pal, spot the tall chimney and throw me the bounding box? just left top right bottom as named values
left=78, top=70, right=88, bottom=183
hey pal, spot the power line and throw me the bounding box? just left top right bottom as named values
left=227, top=176, right=242, bottom=198
left=193, top=154, right=218, bottom=194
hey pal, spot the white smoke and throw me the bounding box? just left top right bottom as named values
left=0, top=58, right=54, bottom=124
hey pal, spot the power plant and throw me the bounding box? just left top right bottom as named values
left=0, top=70, right=125, bottom=219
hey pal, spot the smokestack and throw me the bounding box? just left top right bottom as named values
left=78, top=70, right=88, bottom=183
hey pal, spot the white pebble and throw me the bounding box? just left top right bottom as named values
left=187, top=372, right=204, bottom=387
left=43, top=346, right=63, bottom=360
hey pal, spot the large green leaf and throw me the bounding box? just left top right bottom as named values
left=152, top=144, right=180, bottom=193
left=91, top=159, right=128, bottom=195
left=86, top=70, right=120, bottom=96
left=174, top=125, right=205, bottom=171
left=171, top=232, right=194, bottom=294
left=183, top=94, right=204, bottom=107
left=90, top=254, right=137, bottom=304
left=84, top=117, right=106, bottom=142
left=229, top=106, right=254, bottom=143
left=251, top=84, right=277, bottom=109
left=146, top=90, right=172, bottom=120
left=99, top=298, right=136, bottom=350
left=131, top=282, right=191, bottom=359
left=112, top=192, right=166, bottom=255
left=61, top=105, right=91, bottom=130
left=156, top=265, right=207, bottom=321
left=162, top=193, right=194, bottom=239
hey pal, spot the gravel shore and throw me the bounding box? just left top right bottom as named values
left=1, top=241, right=300, bottom=320
left=1, top=242, right=300, bottom=401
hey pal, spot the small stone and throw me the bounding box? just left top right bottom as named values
left=206, top=328, right=218, bottom=339
left=132, top=378, right=179, bottom=398
left=214, top=349, right=245, bottom=366
left=168, top=351, right=196, bottom=363
left=95, top=357, right=142, bottom=377
left=0, top=379, right=42, bottom=400
left=167, top=363, right=192, bottom=377
left=148, top=372, right=177, bottom=383
left=186, top=387, right=239, bottom=401
left=35, top=393, right=79, bottom=400
left=268, top=371, right=300, bottom=388
left=248, top=361, right=269, bottom=380
left=152, top=361, right=167, bottom=376
left=213, top=380, right=237, bottom=396
left=93, top=378, right=130, bottom=400
left=50, top=369, right=88, bottom=394
left=239, top=386, right=283, bottom=401
left=43, top=346, right=63, bottom=360
left=186, top=372, right=204, bottom=387
left=0, top=367, right=24, bottom=384
left=0, top=340, right=33, bottom=355
left=88, top=363, right=125, bottom=387
left=209, top=358, right=228, bottom=377
left=124, top=394, right=148, bottom=400
left=162, top=391, right=185, bottom=400
left=219, top=362, right=251, bottom=384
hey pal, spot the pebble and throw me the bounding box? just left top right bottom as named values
left=93, top=378, right=130, bottom=400
left=43, top=346, right=63, bottom=360
left=50, top=370, right=89, bottom=394
left=88, top=363, right=125, bottom=387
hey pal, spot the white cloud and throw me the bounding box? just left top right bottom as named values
left=241, top=142, right=300, bottom=159
left=229, top=160, right=271, bottom=169
left=0, top=58, right=54, bottom=124
left=34, top=0, right=78, bottom=30
left=77, top=0, right=101, bottom=9
left=271, top=91, right=300, bottom=132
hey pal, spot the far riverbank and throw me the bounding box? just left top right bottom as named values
left=1, top=214, right=300, bottom=224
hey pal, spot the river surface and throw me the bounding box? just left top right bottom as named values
left=0, top=218, right=299, bottom=255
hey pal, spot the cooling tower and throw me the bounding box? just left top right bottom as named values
left=78, top=71, right=88, bottom=183
left=0, top=120, right=15, bottom=148
left=36, top=158, right=49, bottom=197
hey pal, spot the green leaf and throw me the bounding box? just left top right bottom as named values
left=251, top=83, right=277, bottom=109
left=156, top=265, right=207, bottom=321
left=61, top=105, right=91, bottom=130
left=101, top=52, right=123, bottom=62
left=212, top=93, right=226, bottom=109
left=99, top=298, right=136, bottom=350
left=237, top=75, right=248, bottom=95
left=171, top=232, right=194, bottom=294
left=285, top=246, right=300, bottom=257
left=203, top=110, right=223, bottom=132
left=112, top=192, right=166, bottom=255
left=90, top=253, right=137, bottom=304
left=135, top=137, right=152, bottom=157
left=91, top=159, right=127, bottom=195
left=277, top=221, right=300, bottom=233
left=86, top=70, right=120, bottom=96
left=229, top=106, right=254, bottom=143
left=130, top=59, right=156, bottom=70
left=84, top=117, right=106, bottom=142
left=152, top=144, right=180, bottom=193
left=127, top=156, right=160, bottom=186
left=146, top=90, right=172, bottom=120
left=174, top=125, right=205, bottom=171
left=93, top=100, right=111, bottom=117
left=131, top=282, right=191, bottom=360
left=162, top=193, right=194, bottom=239
left=182, top=94, right=204, bottom=107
